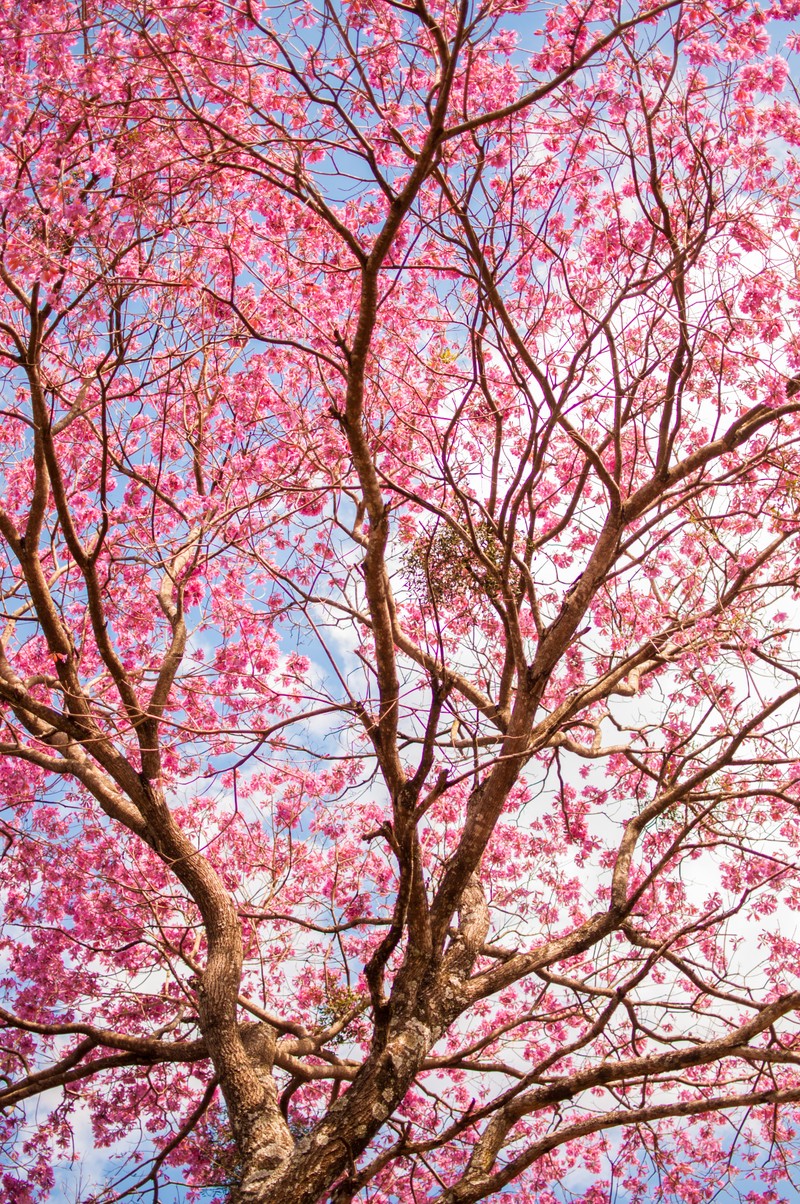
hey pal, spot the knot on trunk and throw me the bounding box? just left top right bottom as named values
left=239, top=1020, right=278, bottom=1075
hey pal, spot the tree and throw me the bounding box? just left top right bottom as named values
left=4, top=0, right=800, bottom=1199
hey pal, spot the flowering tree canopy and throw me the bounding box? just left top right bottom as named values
left=4, top=0, right=800, bottom=1200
